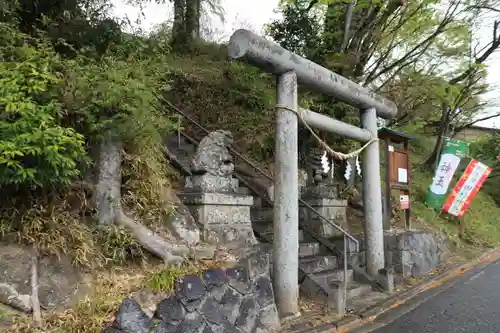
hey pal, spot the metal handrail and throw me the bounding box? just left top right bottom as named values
left=163, top=99, right=359, bottom=245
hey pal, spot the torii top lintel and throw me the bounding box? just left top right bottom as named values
left=228, top=29, right=398, bottom=120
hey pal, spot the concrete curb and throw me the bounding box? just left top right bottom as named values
left=311, top=246, right=500, bottom=333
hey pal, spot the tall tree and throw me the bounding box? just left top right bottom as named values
left=424, top=7, right=500, bottom=167
left=150, top=0, right=224, bottom=50
left=268, top=1, right=500, bottom=159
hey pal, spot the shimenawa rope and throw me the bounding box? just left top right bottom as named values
left=274, top=104, right=379, bottom=161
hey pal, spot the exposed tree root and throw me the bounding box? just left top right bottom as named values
left=94, top=140, right=223, bottom=264
left=31, top=243, right=42, bottom=327
left=0, top=283, right=31, bottom=313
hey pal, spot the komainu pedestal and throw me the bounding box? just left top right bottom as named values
left=180, top=130, right=257, bottom=246
left=300, top=149, right=348, bottom=238
left=300, top=184, right=349, bottom=238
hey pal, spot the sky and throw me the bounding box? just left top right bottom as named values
left=111, top=0, right=500, bottom=129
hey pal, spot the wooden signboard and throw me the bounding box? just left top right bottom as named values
left=388, top=148, right=409, bottom=186
left=378, top=128, right=415, bottom=231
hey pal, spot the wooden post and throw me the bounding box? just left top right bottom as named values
left=384, top=137, right=392, bottom=230
left=458, top=219, right=465, bottom=238
left=404, top=140, right=412, bottom=230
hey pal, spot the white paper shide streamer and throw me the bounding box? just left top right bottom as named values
left=344, top=160, right=352, bottom=181
left=356, top=156, right=361, bottom=177
left=321, top=151, right=330, bottom=174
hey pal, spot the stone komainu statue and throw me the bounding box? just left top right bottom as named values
left=191, top=130, right=234, bottom=177
left=304, top=148, right=331, bottom=185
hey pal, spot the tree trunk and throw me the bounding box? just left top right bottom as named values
left=93, top=140, right=221, bottom=264
left=193, top=0, right=201, bottom=39
left=93, top=140, right=122, bottom=225
left=31, top=244, right=42, bottom=327
left=425, top=91, right=451, bottom=168
left=172, top=0, right=186, bottom=50
left=185, top=0, right=200, bottom=43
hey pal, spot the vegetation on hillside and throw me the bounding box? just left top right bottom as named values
left=2, top=0, right=500, bottom=330
left=0, top=1, right=176, bottom=267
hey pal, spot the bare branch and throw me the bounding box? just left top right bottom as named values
left=364, top=0, right=461, bottom=84
left=450, top=20, right=500, bottom=85
left=467, top=5, right=500, bottom=13
left=454, top=113, right=500, bottom=132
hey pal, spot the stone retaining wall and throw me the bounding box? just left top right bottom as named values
left=385, top=231, right=448, bottom=277
left=104, top=251, right=280, bottom=333
left=347, top=231, right=448, bottom=278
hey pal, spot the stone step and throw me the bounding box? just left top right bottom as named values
left=251, top=207, right=273, bottom=222
left=314, top=268, right=354, bottom=284
left=300, top=276, right=373, bottom=314
left=329, top=236, right=364, bottom=251
left=252, top=196, right=262, bottom=208
left=237, top=186, right=251, bottom=195
left=299, top=255, right=338, bottom=274
left=172, top=143, right=196, bottom=152
left=252, top=227, right=273, bottom=242
left=346, top=282, right=372, bottom=299
left=253, top=224, right=304, bottom=243
left=299, top=242, right=320, bottom=257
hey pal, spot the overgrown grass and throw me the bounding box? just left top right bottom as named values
left=7, top=268, right=150, bottom=333
left=146, top=262, right=203, bottom=293
left=0, top=197, right=147, bottom=268
left=5, top=262, right=215, bottom=333
left=0, top=140, right=174, bottom=268
left=161, top=42, right=277, bottom=165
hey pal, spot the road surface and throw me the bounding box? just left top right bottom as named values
left=360, top=259, right=500, bottom=333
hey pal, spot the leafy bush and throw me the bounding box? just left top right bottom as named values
left=66, top=56, right=173, bottom=146
left=0, top=22, right=87, bottom=188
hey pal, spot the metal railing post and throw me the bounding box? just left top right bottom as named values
left=177, top=115, right=181, bottom=148
left=343, top=234, right=348, bottom=313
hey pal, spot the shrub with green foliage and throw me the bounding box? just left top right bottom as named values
left=0, top=7, right=180, bottom=266
left=66, top=56, right=173, bottom=146
left=0, top=22, right=87, bottom=188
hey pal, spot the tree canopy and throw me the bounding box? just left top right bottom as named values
left=266, top=0, right=500, bottom=162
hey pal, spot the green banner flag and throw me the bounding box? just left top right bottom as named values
left=425, top=138, right=469, bottom=210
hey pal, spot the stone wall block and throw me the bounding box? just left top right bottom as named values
left=235, top=296, right=260, bottom=333
left=176, top=311, right=205, bottom=333
left=175, top=275, right=207, bottom=312
left=385, top=231, right=448, bottom=277
left=226, top=266, right=252, bottom=295
left=155, top=296, right=186, bottom=323
left=239, top=252, right=270, bottom=279
left=199, top=296, right=223, bottom=325
left=254, top=275, right=274, bottom=307
left=105, top=254, right=280, bottom=333
left=219, top=286, right=244, bottom=324
left=203, top=268, right=228, bottom=289
left=112, top=297, right=154, bottom=333
left=154, top=321, right=180, bottom=332
left=258, top=304, right=281, bottom=331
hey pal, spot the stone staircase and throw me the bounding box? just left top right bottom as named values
left=251, top=206, right=375, bottom=311
left=165, top=130, right=378, bottom=314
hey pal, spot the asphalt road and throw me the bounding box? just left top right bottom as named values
left=362, top=260, right=500, bottom=333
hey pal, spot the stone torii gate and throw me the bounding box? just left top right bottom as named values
left=228, top=29, right=397, bottom=316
